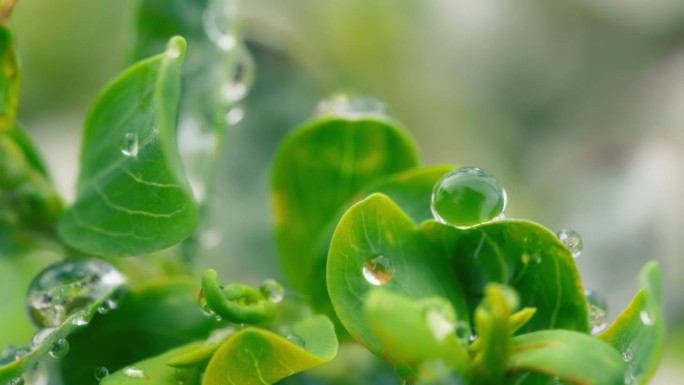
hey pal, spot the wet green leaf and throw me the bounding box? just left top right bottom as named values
left=327, top=193, right=468, bottom=355
left=58, top=37, right=197, bottom=257
left=273, top=116, right=418, bottom=312
left=364, top=288, right=471, bottom=380
left=203, top=315, right=338, bottom=385
left=60, top=278, right=215, bottom=385
left=599, top=261, right=663, bottom=385
left=101, top=343, right=202, bottom=385
left=509, top=330, right=626, bottom=385
left=422, top=219, right=588, bottom=333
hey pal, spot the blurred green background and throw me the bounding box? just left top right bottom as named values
left=6, top=0, right=684, bottom=382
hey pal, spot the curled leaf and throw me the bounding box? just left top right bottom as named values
left=201, top=269, right=276, bottom=324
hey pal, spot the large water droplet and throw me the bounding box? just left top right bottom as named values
left=640, top=310, right=654, bottom=326
left=556, top=229, right=583, bottom=258
left=94, top=366, right=109, bottom=381
left=49, top=338, right=70, bottom=358
left=221, top=48, right=255, bottom=104
left=26, top=259, right=126, bottom=328
left=31, top=328, right=56, bottom=349
left=431, top=167, right=507, bottom=229
left=123, top=367, right=147, bottom=379
left=286, top=333, right=306, bottom=348
left=585, top=290, right=608, bottom=335
left=203, top=0, right=238, bottom=51
left=315, top=94, right=387, bottom=119
left=120, top=133, right=139, bottom=157
left=260, top=279, right=284, bottom=303
left=425, top=309, right=455, bottom=342
left=362, top=255, right=394, bottom=285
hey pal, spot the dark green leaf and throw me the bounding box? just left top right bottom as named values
left=509, top=330, right=626, bottom=385
left=61, top=277, right=215, bottom=385
left=364, top=288, right=471, bottom=380
left=422, top=219, right=589, bottom=333
left=273, top=116, right=418, bottom=313
left=101, top=343, right=202, bottom=385
left=599, top=261, right=663, bottom=385
left=327, top=193, right=469, bottom=355
left=58, top=37, right=198, bottom=257
left=203, top=315, right=338, bottom=385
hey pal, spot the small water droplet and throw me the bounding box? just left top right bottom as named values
left=26, top=259, right=126, bottom=328
left=286, top=333, right=306, bottom=348
left=556, top=229, right=583, bottom=258
left=94, top=366, right=109, bottom=381
left=315, top=94, right=387, bottom=119
left=454, top=321, right=471, bottom=344
left=431, top=167, right=507, bottom=229
left=203, top=0, right=239, bottom=50
left=468, top=334, right=478, bottom=343
left=72, top=312, right=89, bottom=326
left=9, top=376, right=25, bottom=385
left=49, top=338, right=70, bottom=358
left=362, top=255, right=394, bottom=285
left=622, top=348, right=633, bottom=363
left=97, top=299, right=117, bottom=315
left=260, top=279, right=284, bottom=303
left=120, top=133, right=139, bottom=157
left=123, top=367, right=146, bottom=379
left=221, top=48, right=255, bottom=104
left=225, top=105, right=245, bottom=125
left=198, top=289, right=213, bottom=315
left=215, top=315, right=223, bottom=322
left=585, top=290, right=608, bottom=335
left=640, top=310, right=654, bottom=326
left=167, top=46, right=181, bottom=59
left=426, top=309, right=455, bottom=341
left=31, top=328, right=56, bottom=349
left=14, top=347, right=29, bottom=360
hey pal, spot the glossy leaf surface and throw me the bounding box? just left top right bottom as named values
left=599, top=262, right=663, bottom=385
left=423, top=219, right=588, bottom=333
left=273, top=116, right=418, bottom=310
left=327, top=193, right=469, bottom=354
left=58, top=37, right=197, bottom=257
left=101, top=343, right=201, bottom=385
left=203, top=315, right=338, bottom=385
left=509, top=330, right=626, bottom=385
left=365, top=288, right=470, bottom=380
left=60, top=278, right=215, bottom=385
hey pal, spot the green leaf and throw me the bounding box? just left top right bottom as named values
left=60, top=277, right=216, bottom=385
left=7, top=124, right=50, bottom=178
left=508, top=330, right=626, bottom=385
left=327, top=193, right=469, bottom=355
left=58, top=36, right=197, bottom=257
left=101, top=343, right=202, bottom=385
left=599, top=261, right=664, bottom=385
left=422, top=219, right=589, bottom=333
left=471, top=284, right=519, bottom=385
left=0, top=24, right=18, bottom=132
left=360, top=165, right=454, bottom=224
left=203, top=315, right=338, bottom=385
left=0, top=263, right=126, bottom=383
left=364, top=288, right=471, bottom=380
left=273, top=116, right=418, bottom=312
left=200, top=269, right=276, bottom=324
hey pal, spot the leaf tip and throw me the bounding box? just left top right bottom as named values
left=165, top=36, right=186, bottom=61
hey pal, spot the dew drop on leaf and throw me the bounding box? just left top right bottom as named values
left=120, top=133, right=139, bottom=157
left=225, top=105, right=245, bottom=125
left=430, top=167, right=507, bottom=229
left=362, top=255, right=394, bottom=286
left=9, top=376, right=24, bottom=385
left=585, top=290, right=608, bottom=335
left=123, top=367, right=146, bottom=379
left=622, top=348, right=634, bottom=363
left=286, top=333, right=306, bottom=349
left=203, top=0, right=238, bottom=51
left=221, top=48, right=255, bottom=104
left=49, top=338, right=69, bottom=359
left=26, top=259, right=126, bottom=328
left=640, top=310, right=654, bottom=326
left=198, top=288, right=213, bottom=315
left=260, top=279, right=284, bottom=303
left=94, top=366, right=109, bottom=381
left=30, top=328, right=56, bottom=349
left=315, top=94, right=387, bottom=119
left=97, top=299, right=117, bottom=315
left=556, top=229, right=583, bottom=258
left=13, top=347, right=29, bottom=360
